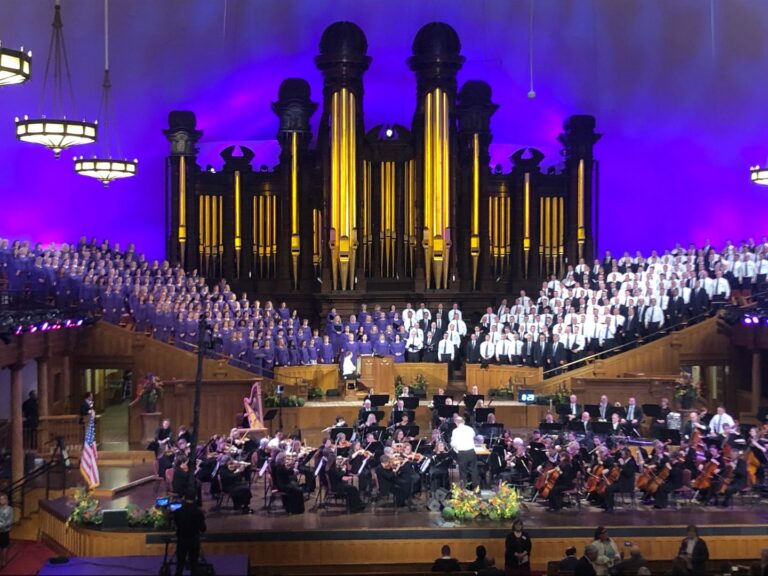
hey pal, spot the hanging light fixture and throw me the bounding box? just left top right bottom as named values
left=750, top=164, right=768, bottom=186
left=0, top=41, right=32, bottom=86
left=74, top=0, right=136, bottom=186
left=15, top=0, right=97, bottom=158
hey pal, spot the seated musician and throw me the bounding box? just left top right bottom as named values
left=719, top=449, right=748, bottom=507
left=608, top=413, right=624, bottom=441
left=176, top=425, right=192, bottom=445
left=288, top=439, right=317, bottom=494
left=195, top=443, right=219, bottom=496
left=389, top=399, right=406, bottom=425
left=428, top=441, right=452, bottom=493
left=217, top=454, right=253, bottom=514
left=496, top=437, right=530, bottom=486
left=398, top=442, right=423, bottom=495
left=374, top=454, right=416, bottom=510
left=620, top=397, right=643, bottom=437
left=597, top=395, right=611, bottom=421
left=267, top=430, right=285, bottom=451
left=272, top=451, right=305, bottom=514
left=652, top=450, right=685, bottom=509
left=153, top=418, right=174, bottom=476
left=546, top=453, right=576, bottom=512
left=357, top=399, right=373, bottom=425
left=323, top=448, right=366, bottom=512
left=341, top=350, right=358, bottom=380
left=695, top=444, right=724, bottom=505
left=349, top=440, right=375, bottom=496
left=651, top=397, right=672, bottom=440
left=603, top=447, right=638, bottom=513
left=682, top=411, right=708, bottom=441
left=157, top=442, right=176, bottom=481
left=171, top=453, right=201, bottom=504
left=574, top=411, right=594, bottom=449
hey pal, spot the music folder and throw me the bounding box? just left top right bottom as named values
left=437, top=405, right=460, bottom=419
left=539, top=423, right=563, bottom=433
left=585, top=404, right=600, bottom=419
left=662, top=429, right=681, bottom=445
left=474, top=407, right=496, bottom=423
left=463, top=394, right=484, bottom=410
left=642, top=404, right=661, bottom=418
left=330, top=427, right=354, bottom=441
left=432, top=394, right=453, bottom=407
left=368, top=394, right=390, bottom=407
left=391, top=409, right=416, bottom=423
left=592, top=421, right=612, bottom=436
left=396, top=425, right=420, bottom=438
left=400, top=396, right=420, bottom=410
left=361, top=410, right=384, bottom=423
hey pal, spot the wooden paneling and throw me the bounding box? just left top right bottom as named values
left=275, top=365, right=340, bottom=394
left=40, top=505, right=768, bottom=571
left=570, top=377, right=678, bottom=406
left=359, top=356, right=395, bottom=396
left=393, top=363, right=448, bottom=396
left=465, top=364, right=543, bottom=396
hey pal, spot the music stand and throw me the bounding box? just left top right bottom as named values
left=568, top=420, right=590, bottom=433
left=391, top=409, right=416, bottom=424
left=474, top=407, right=496, bottom=423
left=555, top=404, right=571, bottom=416
left=585, top=404, right=600, bottom=419
left=610, top=406, right=626, bottom=419
left=361, top=410, right=385, bottom=423
left=642, top=404, right=661, bottom=419
left=368, top=394, right=390, bottom=407
left=432, top=394, right=453, bottom=407
left=592, top=421, right=612, bottom=436
left=400, top=396, right=420, bottom=410
left=263, top=409, right=278, bottom=435
left=539, top=423, right=563, bottom=435
left=365, top=426, right=387, bottom=442
left=661, top=429, right=681, bottom=445
left=479, top=423, right=504, bottom=440
left=463, top=394, right=484, bottom=410
left=437, top=405, right=460, bottom=419
left=397, top=425, right=420, bottom=438
left=330, top=427, right=354, bottom=442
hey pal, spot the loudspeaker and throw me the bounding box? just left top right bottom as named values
left=101, top=509, right=129, bottom=530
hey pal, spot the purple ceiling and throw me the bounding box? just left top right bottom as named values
left=0, top=0, right=766, bottom=260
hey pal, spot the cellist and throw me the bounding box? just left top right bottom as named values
left=545, top=452, right=576, bottom=512
left=652, top=450, right=685, bottom=509
left=603, top=446, right=638, bottom=513
left=718, top=448, right=748, bottom=507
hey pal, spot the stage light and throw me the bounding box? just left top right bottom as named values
left=41, top=322, right=49, bottom=331
left=743, top=317, right=753, bottom=325
left=385, top=127, right=393, bottom=138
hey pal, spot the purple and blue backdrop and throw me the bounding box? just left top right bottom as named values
left=0, top=0, right=766, bottom=260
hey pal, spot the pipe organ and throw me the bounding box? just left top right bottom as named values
left=165, top=22, right=600, bottom=303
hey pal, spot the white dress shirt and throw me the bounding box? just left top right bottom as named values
left=709, top=412, right=735, bottom=435
left=450, top=423, right=476, bottom=452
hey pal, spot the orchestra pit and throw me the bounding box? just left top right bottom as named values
left=2, top=1, right=768, bottom=575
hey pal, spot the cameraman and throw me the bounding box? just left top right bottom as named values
left=173, top=492, right=206, bottom=576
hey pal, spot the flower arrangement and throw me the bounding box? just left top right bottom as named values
left=66, top=488, right=103, bottom=527
left=68, top=491, right=170, bottom=531
left=394, top=375, right=405, bottom=399
left=442, top=482, right=521, bottom=522
left=411, top=374, right=428, bottom=397
left=307, top=385, right=324, bottom=401
left=131, top=373, right=164, bottom=412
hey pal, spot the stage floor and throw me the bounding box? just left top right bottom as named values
left=46, top=473, right=768, bottom=540
left=37, top=554, right=248, bottom=575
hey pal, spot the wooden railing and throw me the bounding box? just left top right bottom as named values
left=35, top=414, right=102, bottom=454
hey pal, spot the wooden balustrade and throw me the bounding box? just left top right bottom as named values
left=36, top=414, right=101, bottom=454
left=465, top=364, right=542, bottom=397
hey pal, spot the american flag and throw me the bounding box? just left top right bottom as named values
left=80, top=412, right=100, bottom=489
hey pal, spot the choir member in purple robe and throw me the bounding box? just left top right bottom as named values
left=390, top=334, right=406, bottom=363
left=374, top=334, right=390, bottom=357
left=319, top=335, right=335, bottom=365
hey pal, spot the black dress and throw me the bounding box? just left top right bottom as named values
left=504, top=530, right=532, bottom=575
left=273, top=463, right=305, bottom=514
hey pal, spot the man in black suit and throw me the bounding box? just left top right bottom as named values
left=678, top=525, right=709, bottom=573
left=546, top=334, right=566, bottom=374
left=621, top=397, right=643, bottom=437
left=532, top=335, right=548, bottom=368
left=465, top=333, right=481, bottom=364
left=422, top=331, right=438, bottom=362
left=561, top=394, right=581, bottom=424
left=574, top=544, right=599, bottom=576
left=689, top=280, right=710, bottom=318
left=431, top=545, right=462, bottom=573
left=558, top=547, right=579, bottom=573
left=623, top=308, right=640, bottom=344
left=172, top=494, right=207, bottom=576
left=666, top=288, right=686, bottom=327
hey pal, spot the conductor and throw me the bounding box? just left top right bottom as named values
left=172, top=493, right=207, bottom=576
left=450, top=416, right=480, bottom=489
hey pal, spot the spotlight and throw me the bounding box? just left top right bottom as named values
left=385, top=127, right=393, bottom=138
left=41, top=322, right=49, bottom=331
left=76, top=319, right=83, bottom=327
left=743, top=317, right=753, bottom=325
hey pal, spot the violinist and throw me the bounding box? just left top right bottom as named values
left=389, top=399, right=406, bottom=426
left=652, top=450, right=684, bottom=509
left=218, top=455, right=253, bottom=514
left=176, top=425, right=192, bottom=446
left=267, top=430, right=285, bottom=451
left=288, top=440, right=317, bottom=494
left=171, top=453, right=201, bottom=504
left=748, top=426, right=768, bottom=486
left=334, top=432, right=351, bottom=457
left=272, top=451, right=305, bottom=514
left=357, top=399, right=373, bottom=426
left=375, top=454, right=416, bottom=510
left=603, top=447, right=638, bottom=513
left=349, top=440, right=375, bottom=495
left=397, top=442, right=423, bottom=495
left=428, top=441, right=452, bottom=493
left=323, top=448, right=366, bottom=513
left=498, top=437, right=530, bottom=486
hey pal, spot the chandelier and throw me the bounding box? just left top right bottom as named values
left=750, top=165, right=768, bottom=186
left=0, top=41, right=32, bottom=86
left=15, top=0, right=97, bottom=158
left=74, top=0, right=136, bottom=186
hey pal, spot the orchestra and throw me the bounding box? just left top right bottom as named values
left=153, top=378, right=768, bottom=519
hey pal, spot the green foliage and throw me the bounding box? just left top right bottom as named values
left=442, top=482, right=521, bottom=523
left=66, top=488, right=102, bottom=527
left=68, top=489, right=169, bottom=531
left=307, top=386, right=324, bottom=401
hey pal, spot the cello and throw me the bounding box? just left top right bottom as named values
left=597, top=463, right=621, bottom=496
left=691, top=459, right=719, bottom=491
left=539, top=466, right=562, bottom=499
left=584, top=461, right=605, bottom=495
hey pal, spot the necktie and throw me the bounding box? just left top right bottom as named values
left=628, top=406, right=634, bottom=420
left=714, top=416, right=720, bottom=434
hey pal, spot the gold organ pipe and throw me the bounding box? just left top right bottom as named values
left=291, top=133, right=298, bottom=233
left=442, top=90, right=449, bottom=233
left=472, top=134, right=480, bottom=234
left=523, top=173, right=530, bottom=245
left=577, top=158, right=585, bottom=261
left=178, top=155, right=186, bottom=242
left=204, top=196, right=211, bottom=256
left=425, top=92, right=433, bottom=236
left=234, top=171, right=242, bottom=250
left=198, top=196, right=204, bottom=255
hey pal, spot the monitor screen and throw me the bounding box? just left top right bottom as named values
left=518, top=389, right=536, bottom=404
left=169, top=502, right=182, bottom=512
left=155, top=497, right=170, bottom=507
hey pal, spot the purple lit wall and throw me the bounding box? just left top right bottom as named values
left=1, top=0, right=766, bottom=261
